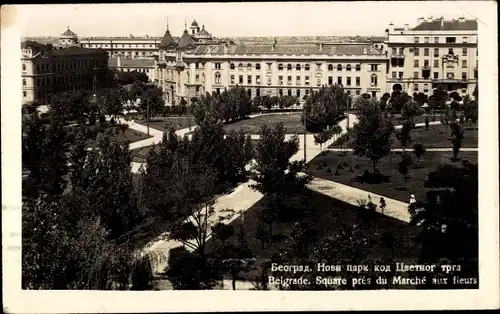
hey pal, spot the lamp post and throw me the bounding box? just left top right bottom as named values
left=303, top=96, right=307, bottom=163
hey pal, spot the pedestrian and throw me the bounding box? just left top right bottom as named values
left=409, top=194, right=416, bottom=204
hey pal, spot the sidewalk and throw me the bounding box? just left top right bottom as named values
left=327, top=147, right=478, bottom=152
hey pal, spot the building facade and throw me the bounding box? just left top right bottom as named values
left=384, top=16, right=478, bottom=96
left=21, top=29, right=109, bottom=104
left=108, top=56, right=156, bottom=82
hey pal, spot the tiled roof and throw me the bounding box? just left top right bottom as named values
left=412, top=19, right=478, bottom=31
left=178, top=30, right=196, bottom=49
left=159, top=29, right=177, bottom=50
left=367, top=36, right=386, bottom=42
left=108, top=57, right=155, bottom=67
left=192, top=43, right=383, bottom=56
left=52, top=46, right=106, bottom=56
left=21, top=40, right=46, bottom=50
left=61, top=27, right=77, bottom=37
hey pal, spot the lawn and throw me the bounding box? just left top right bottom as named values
left=84, top=125, right=151, bottom=149
left=135, top=115, right=196, bottom=132
left=305, top=151, right=478, bottom=203
left=391, top=124, right=478, bottom=148
left=206, top=188, right=422, bottom=282
left=223, top=113, right=310, bottom=135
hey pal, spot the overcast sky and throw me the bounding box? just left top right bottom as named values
left=18, top=1, right=489, bottom=38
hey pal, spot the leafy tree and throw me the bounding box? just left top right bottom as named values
left=116, top=70, right=149, bottom=85
left=314, top=129, right=331, bottom=152
left=303, top=84, right=346, bottom=131
left=389, top=90, right=411, bottom=114
left=425, top=116, right=430, bottom=130
left=450, top=122, right=464, bottom=161
left=357, top=196, right=378, bottom=241
left=413, top=142, right=426, bottom=168
left=463, top=99, right=478, bottom=127
left=262, top=95, right=273, bottom=110
left=413, top=92, right=428, bottom=107
left=350, top=102, right=394, bottom=173
left=380, top=92, right=391, bottom=112
left=401, top=100, right=423, bottom=125
left=398, top=154, right=412, bottom=185
left=252, top=96, right=263, bottom=112
left=397, top=121, right=412, bottom=152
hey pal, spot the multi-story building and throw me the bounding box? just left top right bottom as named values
left=108, top=56, right=156, bottom=82
left=21, top=29, right=109, bottom=104
left=154, top=21, right=387, bottom=104
left=384, top=16, right=478, bottom=96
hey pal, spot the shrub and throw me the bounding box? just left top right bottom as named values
left=326, top=167, right=332, bottom=173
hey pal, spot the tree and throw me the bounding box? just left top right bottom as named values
left=425, top=116, right=430, bottom=130
left=303, top=84, right=346, bottom=132
left=314, top=129, right=331, bottom=152
left=408, top=163, right=478, bottom=288
left=450, top=122, right=464, bottom=161
left=401, top=100, right=423, bottom=126
left=380, top=92, right=391, bottom=113
left=413, top=142, right=426, bottom=168
left=397, top=121, right=412, bottom=153
left=398, top=154, right=412, bottom=186
left=350, top=102, right=394, bottom=173
left=413, top=92, right=428, bottom=107
left=116, top=70, right=149, bottom=85
left=262, top=95, right=273, bottom=110
left=252, top=96, right=263, bottom=112
left=357, top=196, right=378, bottom=242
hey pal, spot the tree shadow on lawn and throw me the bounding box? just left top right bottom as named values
left=353, top=170, right=392, bottom=185
left=207, top=189, right=422, bottom=264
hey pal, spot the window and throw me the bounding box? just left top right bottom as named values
left=356, top=77, right=360, bottom=86
left=195, top=63, right=200, bottom=69
left=414, top=71, right=419, bottom=79
left=229, top=63, right=235, bottom=70
left=346, top=77, right=351, bottom=86
left=296, top=89, right=300, bottom=97
left=256, top=63, right=261, bottom=70
left=305, top=64, right=310, bottom=71
left=462, top=48, right=467, bottom=56
left=423, top=84, right=429, bottom=92
left=239, top=75, right=243, bottom=84
left=248, top=75, right=252, bottom=84
left=346, top=90, right=351, bottom=96
left=399, top=48, right=404, bottom=55
left=462, top=37, right=468, bottom=43
left=462, top=60, right=467, bottom=68
left=278, top=64, right=284, bottom=70
left=392, top=47, right=397, bottom=55
left=414, top=60, right=419, bottom=67
left=22, top=64, right=26, bottom=71
left=433, top=48, right=439, bottom=58
left=424, top=37, right=430, bottom=43
left=195, top=74, right=199, bottom=82
left=424, top=60, right=430, bottom=68
left=346, top=64, right=352, bottom=71
left=355, top=64, right=361, bottom=71
left=247, top=63, right=252, bottom=70
left=288, top=89, right=292, bottom=96
left=328, top=64, right=333, bottom=71
left=448, top=48, right=454, bottom=55
left=414, top=83, right=419, bottom=91
left=462, top=72, right=467, bottom=80
left=414, top=37, right=419, bottom=43
left=414, top=48, right=419, bottom=56
left=238, top=63, right=243, bottom=69
left=256, top=88, right=261, bottom=97
left=337, top=64, right=342, bottom=71
left=296, top=76, right=301, bottom=84
left=287, top=64, right=292, bottom=70
left=248, top=88, right=252, bottom=97
left=434, top=72, right=439, bottom=79
left=296, top=64, right=301, bottom=70
left=447, top=72, right=454, bottom=79
left=22, top=79, right=26, bottom=86
left=316, top=64, right=321, bottom=71
left=434, top=37, right=439, bottom=43
left=424, top=48, right=429, bottom=56
left=392, top=71, right=397, bottom=79
left=398, top=72, right=403, bottom=79
left=372, top=91, right=377, bottom=98
left=305, top=89, right=309, bottom=95
left=215, top=63, right=221, bottom=70
left=305, top=76, right=310, bottom=85
left=356, top=90, right=360, bottom=96
left=216, top=88, right=221, bottom=94
left=278, top=76, right=283, bottom=85
left=337, top=76, right=342, bottom=85
left=215, top=72, right=221, bottom=83
left=434, top=59, right=439, bottom=68
left=267, top=78, right=272, bottom=85
left=370, top=64, right=378, bottom=71
left=446, top=37, right=456, bottom=43
left=328, top=76, right=333, bottom=85
left=279, top=89, right=283, bottom=97
left=287, top=76, right=292, bottom=85
left=23, top=91, right=27, bottom=97
left=256, top=75, right=261, bottom=84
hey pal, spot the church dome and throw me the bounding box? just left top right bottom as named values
left=191, top=20, right=199, bottom=28
left=61, top=26, right=77, bottom=38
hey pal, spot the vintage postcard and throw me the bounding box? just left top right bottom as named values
left=2, top=1, right=499, bottom=312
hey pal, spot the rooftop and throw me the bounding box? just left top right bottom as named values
left=109, top=57, right=155, bottom=67
left=412, top=18, right=478, bottom=31
left=52, top=46, right=107, bottom=56
left=192, top=43, right=383, bottom=56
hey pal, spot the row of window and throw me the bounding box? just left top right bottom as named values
left=229, top=63, right=367, bottom=71
left=23, top=59, right=106, bottom=73
left=85, top=43, right=157, bottom=48
left=23, top=73, right=103, bottom=88
left=391, top=71, right=477, bottom=80
left=414, top=36, right=469, bottom=44
left=413, top=59, right=469, bottom=68
left=211, top=87, right=377, bottom=99
left=222, top=73, right=378, bottom=87
left=413, top=47, right=468, bottom=57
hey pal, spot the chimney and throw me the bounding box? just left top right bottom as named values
left=385, top=28, right=389, bottom=39
left=388, top=22, right=395, bottom=32
left=363, top=47, right=367, bottom=55
left=459, top=16, right=465, bottom=23
left=440, top=17, right=445, bottom=30
left=319, top=42, right=323, bottom=51
left=417, top=17, right=424, bottom=24
left=427, top=16, right=433, bottom=22
left=404, top=24, right=409, bottom=31
left=223, top=41, right=228, bottom=54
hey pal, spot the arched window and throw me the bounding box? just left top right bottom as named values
left=22, top=79, right=26, bottom=86
left=296, top=89, right=301, bottom=97
left=238, top=63, right=243, bottom=69
left=370, top=74, right=378, bottom=86
left=248, top=88, right=252, bottom=97
left=288, top=89, right=292, bottom=96
left=230, top=63, right=235, bottom=70
left=414, top=83, right=419, bottom=91
left=215, top=72, right=221, bottom=84
left=304, top=64, right=310, bottom=71
left=355, top=64, right=361, bottom=71
left=423, top=84, right=429, bottom=92
left=296, top=64, right=301, bottom=70
left=328, top=64, right=333, bottom=71
left=346, top=64, right=352, bottom=71
left=22, top=64, right=26, bottom=71
left=287, top=64, right=292, bottom=70
left=337, top=64, right=342, bottom=71
left=247, top=63, right=252, bottom=69
left=279, top=89, right=283, bottom=97
left=256, top=63, right=261, bottom=70
left=278, top=63, right=284, bottom=70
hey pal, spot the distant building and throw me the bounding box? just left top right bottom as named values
left=384, top=16, right=478, bottom=96
left=21, top=27, right=109, bottom=104
left=108, top=56, right=155, bottom=82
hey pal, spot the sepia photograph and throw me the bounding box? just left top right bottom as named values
left=2, top=1, right=499, bottom=312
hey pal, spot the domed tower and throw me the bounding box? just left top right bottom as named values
left=194, top=24, right=212, bottom=43
left=190, top=19, right=200, bottom=35
left=59, top=26, right=78, bottom=46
